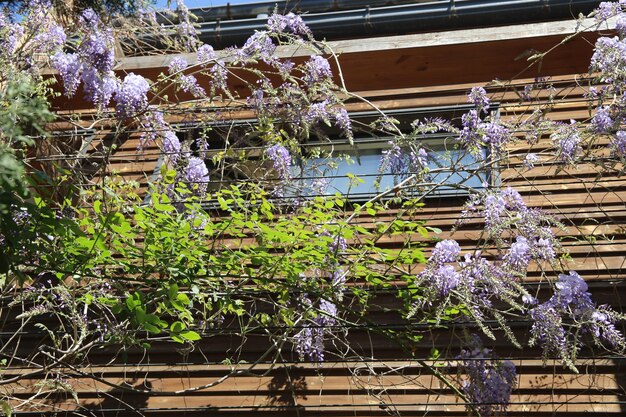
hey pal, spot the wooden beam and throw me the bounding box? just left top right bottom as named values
left=117, top=17, right=614, bottom=71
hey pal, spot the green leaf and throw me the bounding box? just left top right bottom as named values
left=168, top=283, right=179, bottom=300
left=1, top=400, right=12, bottom=417
left=177, top=292, right=190, bottom=305
left=180, top=330, right=201, bottom=341
left=170, top=321, right=185, bottom=333
left=164, top=169, right=177, bottom=183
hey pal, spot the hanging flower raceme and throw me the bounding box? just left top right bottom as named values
left=530, top=271, right=626, bottom=368
left=611, top=130, right=626, bottom=158
left=238, top=31, right=277, bottom=64
left=167, top=56, right=205, bottom=98
left=50, top=8, right=119, bottom=111
left=294, top=295, right=338, bottom=362
left=334, top=108, right=353, bottom=140
left=468, top=86, right=490, bottom=111
left=303, top=55, right=332, bottom=85
left=414, top=239, right=463, bottom=299
left=523, top=153, right=539, bottom=169
left=267, top=12, right=312, bottom=38
left=197, top=44, right=216, bottom=64
left=458, top=109, right=511, bottom=157
left=184, top=157, right=210, bottom=196
left=138, top=108, right=181, bottom=163
left=458, top=336, right=517, bottom=417
left=461, top=187, right=560, bottom=260
left=174, top=0, right=198, bottom=50
left=31, top=7, right=66, bottom=55
left=551, top=122, right=582, bottom=164
left=266, top=144, right=292, bottom=180
left=591, top=106, right=613, bottom=133
left=210, top=61, right=228, bottom=92
left=52, top=52, right=83, bottom=97
left=115, top=73, right=150, bottom=119
left=379, top=140, right=429, bottom=182
left=81, top=68, right=119, bottom=110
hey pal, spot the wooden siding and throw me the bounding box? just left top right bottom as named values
left=8, top=27, right=626, bottom=416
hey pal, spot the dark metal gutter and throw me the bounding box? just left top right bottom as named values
left=186, top=0, right=437, bottom=21
left=184, top=0, right=601, bottom=49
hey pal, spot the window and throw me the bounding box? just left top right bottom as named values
left=162, top=105, right=494, bottom=202
left=289, top=106, right=492, bottom=201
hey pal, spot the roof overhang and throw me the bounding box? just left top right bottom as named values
left=118, top=17, right=613, bottom=71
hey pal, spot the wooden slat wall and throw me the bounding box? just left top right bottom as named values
left=8, top=24, right=626, bottom=416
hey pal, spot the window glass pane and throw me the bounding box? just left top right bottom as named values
left=292, top=143, right=487, bottom=200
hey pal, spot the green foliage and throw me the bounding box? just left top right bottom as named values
left=0, top=0, right=152, bottom=19
left=27, top=174, right=428, bottom=346
left=0, top=78, right=55, bottom=275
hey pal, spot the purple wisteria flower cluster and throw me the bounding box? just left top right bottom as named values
left=0, top=11, right=24, bottom=59
left=184, top=157, right=210, bottom=196
left=167, top=56, right=205, bottom=98
left=379, top=141, right=429, bottom=183
left=51, top=8, right=123, bottom=112
left=266, top=144, right=292, bottom=180
left=530, top=271, right=626, bottom=367
left=458, top=109, right=511, bottom=157
left=587, top=2, right=626, bottom=160
left=320, top=229, right=348, bottom=294
left=303, top=55, right=332, bottom=85
left=267, top=12, right=312, bottom=38
left=294, top=294, right=338, bottom=362
left=1, top=2, right=65, bottom=70
left=523, top=153, right=539, bottom=169
left=238, top=31, right=278, bottom=65
left=174, top=0, right=198, bottom=51
left=462, top=187, right=560, bottom=255
left=197, top=44, right=216, bottom=63
left=551, top=122, right=582, bottom=164
left=292, top=227, right=347, bottom=363
left=115, top=73, right=150, bottom=119
left=214, top=19, right=353, bottom=153
left=413, top=235, right=526, bottom=316
left=138, top=109, right=182, bottom=166
left=458, top=336, right=517, bottom=417
left=412, top=187, right=564, bottom=348
left=468, top=86, right=490, bottom=111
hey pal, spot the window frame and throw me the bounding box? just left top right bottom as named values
left=154, top=104, right=498, bottom=204
left=289, top=105, right=496, bottom=202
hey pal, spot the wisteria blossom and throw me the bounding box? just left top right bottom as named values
left=267, top=12, right=312, bottom=38
left=552, top=123, right=582, bottom=164
left=115, top=73, right=150, bottom=119
left=523, top=153, right=539, bottom=169
left=468, top=86, right=490, bottom=111
left=530, top=271, right=626, bottom=366
left=379, top=141, right=429, bottom=182
left=431, top=239, right=461, bottom=264
left=168, top=56, right=188, bottom=74
left=184, top=157, right=210, bottom=195
left=303, top=55, right=332, bottom=84
left=612, top=130, right=626, bottom=158
left=266, top=144, right=291, bottom=180
left=52, top=52, right=83, bottom=97
left=294, top=297, right=337, bottom=362
left=458, top=110, right=511, bottom=156
left=210, top=61, right=228, bottom=91
left=197, top=44, right=216, bottom=64
left=592, top=106, right=613, bottom=133
left=334, top=108, right=353, bottom=139
left=458, top=336, right=517, bottom=417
